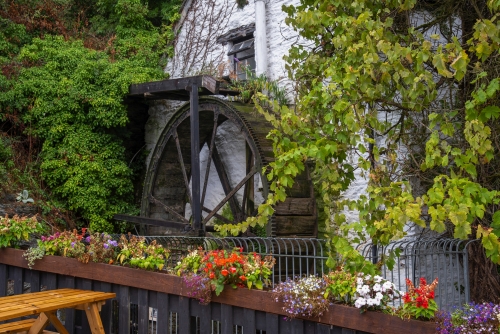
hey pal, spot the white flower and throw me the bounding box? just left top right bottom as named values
left=356, top=278, right=363, bottom=285
left=375, top=292, right=383, bottom=300
left=354, top=298, right=366, bottom=308
left=373, top=283, right=381, bottom=292
left=374, top=275, right=383, bottom=283
left=382, top=281, right=393, bottom=291
left=359, top=285, right=371, bottom=295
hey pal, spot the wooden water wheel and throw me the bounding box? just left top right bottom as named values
left=119, top=76, right=317, bottom=237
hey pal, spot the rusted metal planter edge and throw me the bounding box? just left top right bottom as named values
left=0, top=248, right=436, bottom=334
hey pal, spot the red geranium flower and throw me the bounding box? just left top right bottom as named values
left=221, top=269, right=228, bottom=276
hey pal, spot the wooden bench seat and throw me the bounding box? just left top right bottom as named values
left=0, top=318, right=36, bottom=333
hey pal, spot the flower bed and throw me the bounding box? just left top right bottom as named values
left=0, top=247, right=435, bottom=334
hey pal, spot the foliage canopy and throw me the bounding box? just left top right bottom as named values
left=0, top=0, right=182, bottom=232
left=217, top=0, right=500, bottom=280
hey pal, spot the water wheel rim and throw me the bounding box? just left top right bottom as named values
left=141, top=97, right=271, bottom=232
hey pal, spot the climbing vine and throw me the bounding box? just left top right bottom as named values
left=216, top=0, right=500, bottom=287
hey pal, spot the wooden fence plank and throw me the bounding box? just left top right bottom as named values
left=304, top=321, right=315, bottom=334
left=76, top=278, right=92, bottom=334
left=28, top=270, right=41, bottom=293
left=0, top=264, right=7, bottom=297
left=60, top=275, right=75, bottom=334
left=291, top=318, right=304, bottom=334
left=177, top=296, right=190, bottom=334
left=156, top=292, right=170, bottom=334
left=119, top=285, right=130, bottom=334
left=243, top=308, right=256, bottom=334
left=138, top=289, right=149, bottom=334
left=198, top=303, right=211, bottom=334
left=94, top=281, right=113, bottom=334
left=316, top=323, right=331, bottom=334
left=266, top=313, right=279, bottom=333
left=221, top=304, right=233, bottom=334
left=40, top=272, right=56, bottom=290
left=255, top=311, right=266, bottom=332
left=11, top=266, right=23, bottom=295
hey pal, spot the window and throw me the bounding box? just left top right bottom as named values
left=228, top=38, right=255, bottom=80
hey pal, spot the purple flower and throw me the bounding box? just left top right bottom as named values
left=71, top=242, right=75, bottom=248
left=85, top=236, right=91, bottom=243
left=103, top=244, right=109, bottom=249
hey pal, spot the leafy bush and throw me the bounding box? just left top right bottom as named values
left=116, top=234, right=168, bottom=271
left=0, top=215, right=45, bottom=248
left=324, top=269, right=357, bottom=304
left=0, top=0, right=182, bottom=232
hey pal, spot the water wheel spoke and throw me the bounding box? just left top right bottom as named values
left=202, top=206, right=234, bottom=225
left=202, top=166, right=258, bottom=225
left=201, top=115, right=219, bottom=207
left=174, top=130, right=192, bottom=205
left=242, top=143, right=255, bottom=215
left=149, top=195, right=189, bottom=224
left=212, top=144, right=242, bottom=219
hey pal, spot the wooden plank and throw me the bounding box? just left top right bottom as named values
left=274, top=216, right=317, bottom=236
left=129, top=76, right=219, bottom=97
left=118, top=286, right=130, bottom=334
left=316, top=323, right=332, bottom=334
left=27, top=312, right=50, bottom=334
left=198, top=303, right=211, bottom=334
left=304, top=321, right=315, bottom=334
left=84, top=303, right=105, bottom=334
left=0, top=318, right=36, bottom=333
left=279, top=316, right=291, bottom=333
left=40, top=272, right=56, bottom=291
left=286, top=179, right=312, bottom=198
left=137, top=289, right=148, bottom=334
left=255, top=311, right=266, bottom=332
left=177, top=297, right=190, bottom=334
left=0, top=264, right=7, bottom=297
left=156, top=293, right=169, bottom=334
left=221, top=304, right=232, bottom=334
left=28, top=270, right=41, bottom=293
left=76, top=279, right=92, bottom=334
left=11, top=266, right=24, bottom=295
left=45, top=311, right=69, bottom=334
left=291, top=318, right=304, bottom=334
left=274, top=198, right=315, bottom=216
left=59, top=276, right=75, bottom=334
left=93, top=282, right=112, bottom=334
left=242, top=308, right=255, bottom=334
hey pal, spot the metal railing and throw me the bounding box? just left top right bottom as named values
left=139, top=235, right=474, bottom=311
left=357, top=238, right=477, bottom=311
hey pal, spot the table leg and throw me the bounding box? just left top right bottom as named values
left=84, top=303, right=106, bottom=334
left=44, top=311, right=69, bottom=334
left=27, top=313, right=49, bottom=334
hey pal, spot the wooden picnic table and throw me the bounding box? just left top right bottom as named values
left=0, top=288, right=115, bottom=334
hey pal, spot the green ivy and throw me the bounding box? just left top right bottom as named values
left=217, top=0, right=500, bottom=272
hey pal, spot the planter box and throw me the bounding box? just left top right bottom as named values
left=0, top=248, right=436, bottom=334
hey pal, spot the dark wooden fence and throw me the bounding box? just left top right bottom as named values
left=0, top=248, right=435, bottom=334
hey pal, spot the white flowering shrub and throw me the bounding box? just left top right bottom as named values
left=354, top=274, right=401, bottom=312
